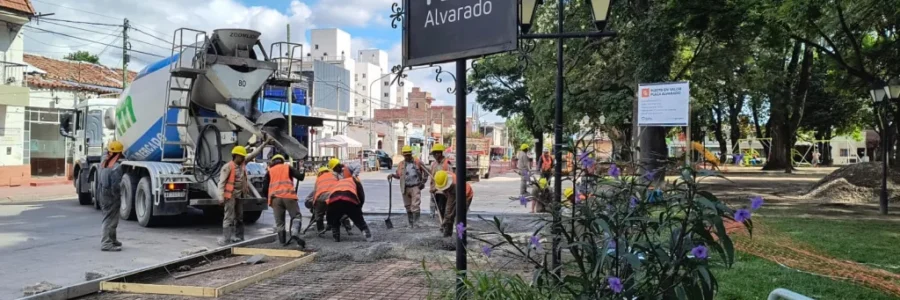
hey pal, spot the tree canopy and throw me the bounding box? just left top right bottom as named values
left=64, top=51, right=100, bottom=64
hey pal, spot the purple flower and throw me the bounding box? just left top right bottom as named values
left=750, top=195, right=764, bottom=210
left=691, top=245, right=709, bottom=259
left=481, top=245, right=492, bottom=257
left=519, top=194, right=528, bottom=206
left=578, top=151, right=590, bottom=162
left=643, top=169, right=657, bottom=181
left=734, top=209, right=752, bottom=223
left=530, top=235, right=542, bottom=250
left=456, top=222, right=466, bottom=240
left=630, top=196, right=639, bottom=208
left=574, top=189, right=582, bottom=204
left=608, top=277, right=623, bottom=294
left=581, top=157, right=596, bottom=169
left=608, top=164, right=621, bottom=179
left=607, top=239, right=617, bottom=250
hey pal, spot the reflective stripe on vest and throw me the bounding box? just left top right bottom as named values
left=267, top=164, right=297, bottom=205
left=327, top=177, right=359, bottom=205
left=313, top=172, right=338, bottom=203
left=223, top=161, right=248, bottom=200
left=541, top=154, right=552, bottom=171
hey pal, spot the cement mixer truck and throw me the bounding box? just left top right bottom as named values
left=61, top=28, right=307, bottom=227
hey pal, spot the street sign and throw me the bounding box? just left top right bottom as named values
left=402, top=0, right=517, bottom=67
left=637, top=82, right=690, bottom=127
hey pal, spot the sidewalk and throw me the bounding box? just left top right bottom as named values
left=0, top=184, right=75, bottom=203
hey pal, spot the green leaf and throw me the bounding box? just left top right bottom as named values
left=624, top=253, right=643, bottom=270
left=675, top=285, right=687, bottom=300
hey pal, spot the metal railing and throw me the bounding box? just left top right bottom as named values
left=0, top=61, right=26, bottom=87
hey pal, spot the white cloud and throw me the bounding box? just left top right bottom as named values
left=310, top=0, right=395, bottom=28
left=28, top=0, right=314, bottom=69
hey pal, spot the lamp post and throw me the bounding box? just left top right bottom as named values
left=519, top=0, right=615, bottom=273
left=871, top=78, right=900, bottom=215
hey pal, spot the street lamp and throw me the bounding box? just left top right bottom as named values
left=587, top=0, right=612, bottom=31
left=870, top=78, right=900, bottom=215
left=887, top=78, right=900, bottom=100
left=519, top=0, right=541, bottom=34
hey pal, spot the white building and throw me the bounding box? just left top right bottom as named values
left=353, top=61, right=381, bottom=118
left=0, top=1, right=30, bottom=186
left=357, top=49, right=388, bottom=72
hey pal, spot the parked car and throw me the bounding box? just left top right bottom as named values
left=359, top=149, right=393, bottom=169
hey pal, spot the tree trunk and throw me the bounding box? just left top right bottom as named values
left=711, top=107, right=727, bottom=163
left=764, top=114, right=792, bottom=170
left=728, top=94, right=746, bottom=155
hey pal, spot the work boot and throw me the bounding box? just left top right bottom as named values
left=232, top=222, right=245, bottom=242
left=332, top=225, right=341, bottom=242
left=413, top=212, right=421, bottom=226
left=341, top=216, right=354, bottom=235
left=442, top=225, right=452, bottom=237
left=407, top=212, right=415, bottom=228
left=277, top=231, right=287, bottom=244
left=293, top=236, right=307, bottom=249
left=316, top=219, right=327, bottom=237
left=112, top=240, right=122, bottom=247
left=218, top=226, right=235, bottom=246
left=101, top=245, right=122, bottom=252
left=363, top=228, right=373, bottom=242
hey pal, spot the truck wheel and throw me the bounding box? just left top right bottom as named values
left=119, top=174, right=137, bottom=221
left=243, top=211, right=263, bottom=224
left=75, top=176, right=92, bottom=205
left=91, top=173, right=101, bottom=210
left=135, top=176, right=161, bottom=227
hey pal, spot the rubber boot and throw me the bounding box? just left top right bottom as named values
left=363, top=228, right=373, bottom=242
left=277, top=231, right=286, bottom=244
left=441, top=224, right=452, bottom=237
left=332, top=224, right=341, bottom=242
left=341, top=216, right=354, bottom=235
left=218, top=226, right=235, bottom=246
left=232, top=222, right=245, bottom=242
left=407, top=212, right=415, bottom=228
left=413, top=212, right=421, bottom=226
left=316, top=219, right=326, bottom=237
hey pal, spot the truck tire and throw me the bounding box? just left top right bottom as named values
left=119, top=174, right=137, bottom=221
left=135, top=176, right=161, bottom=227
left=91, top=172, right=101, bottom=210
left=75, top=176, right=92, bottom=205
left=243, top=211, right=262, bottom=224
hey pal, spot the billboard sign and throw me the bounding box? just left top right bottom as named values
left=637, top=82, right=691, bottom=127
left=403, top=0, right=518, bottom=66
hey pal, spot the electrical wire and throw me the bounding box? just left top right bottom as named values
left=32, top=0, right=119, bottom=20
left=36, top=20, right=171, bottom=52
left=36, top=17, right=122, bottom=27
left=130, top=27, right=173, bottom=46
left=24, top=25, right=165, bottom=58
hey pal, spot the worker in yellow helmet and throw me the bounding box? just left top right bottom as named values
left=516, top=143, right=532, bottom=196
left=99, top=140, right=125, bottom=251
left=433, top=170, right=473, bottom=237
left=428, top=144, right=452, bottom=220
left=388, top=145, right=427, bottom=227
left=531, top=178, right=550, bottom=213
left=304, top=166, right=336, bottom=235
left=216, top=136, right=272, bottom=246
left=262, top=154, right=306, bottom=247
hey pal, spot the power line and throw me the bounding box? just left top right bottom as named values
left=37, top=17, right=121, bottom=27
left=32, top=0, right=119, bottom=20
left=36, top=19, right=170, bottom=53
left=130, top=26, right=172, bottom=46
left=24, top=25, right=164, bottom=58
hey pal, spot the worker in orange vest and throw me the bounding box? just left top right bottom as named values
left=539, top=148, right=553, bottom=180
left=429, top=144, right=452, bottom=219
left=388, top=145, right=427, bottom=227
left=263, top=154, right=306, bottom=247
left=326, top=176, right=372, bottom=242
left=99, top=140, right=124, bottom=251
left=433, top=170, right=473, bottom=237
left=216, top=137, right=271, bottom=246
left=305, top=166, right=337, bottom=235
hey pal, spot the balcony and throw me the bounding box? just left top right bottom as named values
left=0, top=61, right=28, bottom=106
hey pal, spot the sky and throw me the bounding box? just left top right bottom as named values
left=26, top=0, right=500, bottom=122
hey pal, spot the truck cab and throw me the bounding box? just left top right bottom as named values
left=59, top=96, right=118, bottom=208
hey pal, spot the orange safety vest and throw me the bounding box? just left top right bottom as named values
left=540, top=154, right=552, bottom=171
left=327, top=177, right=359, bottom=205
left=342, top=168, right=352, bottom=179
left=448, top=174, right=473, bottom=201
left=313, top=171, right=338, bottom=203
left=223, top=161, right=249, bottom=200
left=565, top=153, right=574, bottom=174
left=267, top=164, right=297, bottom=205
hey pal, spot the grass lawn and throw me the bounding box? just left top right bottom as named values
left=760, top=215, right=900, bottom=272
left=714, top=253, right=896, bottom=300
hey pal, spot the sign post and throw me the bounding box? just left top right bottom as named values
left=636, top=82, right=691, bottom=166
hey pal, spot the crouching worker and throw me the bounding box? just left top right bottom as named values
left=305, top=166, right=335, bottom=236
left=264, top=154, right=306, bottom=248
left=433, top=171, right=473, bottom=237
left=326, top=176, right=373, bottom=242
left=330, top=158, right=358, bottom=234
left=531, top=178, right=550, bottom=213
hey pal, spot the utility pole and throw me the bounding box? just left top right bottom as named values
left=440, top=110, right=444, bottom=145
left=122, top=18, right=129, bottom=88
left=286, top=23, right=294, bottom=164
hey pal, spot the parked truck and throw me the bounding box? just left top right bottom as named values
left=60, top=28, right=307, bottom=227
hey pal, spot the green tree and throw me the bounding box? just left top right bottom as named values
left=64, top=51, right=100, bottom=64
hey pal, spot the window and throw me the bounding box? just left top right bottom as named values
left=362, top=74, right=366, bottom=78
left=415, top=103, right=419, bottom=108
left=384, top=93, right=389, bottom=97
left=6, top=147, right=10, bottom=155
left=384, top=81, right=389, bottom=86
left=839, top=149, right=850, bottom=157
left=315, top=44, right=319, bottom=50
left=362, top=86, right=366, bottom=91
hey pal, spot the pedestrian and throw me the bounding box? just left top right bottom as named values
left=812, top=150, right=821, bottom=167
left=517, top=143, right=531, bottom=195
left=539, top=148, right=553, bottom=180
left=429, top=144, right=452, bottom=219
left=433, top=170, right=473, bottom=237
left=305, top=166, right=336, bottom=235
left=388, top=145, right=426, bottom=228
left=217, top=138, right=271, bottom=246
left=99, top=140, right=124, bottom=252
left=531, top=178, right=550, bottom=213
left=263, top=154, right=306, bottom=247
left=326, top=176, right=373, bottom=242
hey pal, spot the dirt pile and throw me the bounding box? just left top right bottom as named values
left=805, top=163, right=900, bottom=203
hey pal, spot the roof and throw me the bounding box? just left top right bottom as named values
left=0, top=0, right=34, bottom=15
left=24, top=54, right=137, bottom=93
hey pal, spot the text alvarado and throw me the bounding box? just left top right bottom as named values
left=424, top=0, right=493, bottom=28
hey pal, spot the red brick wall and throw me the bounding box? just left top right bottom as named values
left=374, top=87, right=456, bottom=128
left=0, top=165, right=31, bottom=187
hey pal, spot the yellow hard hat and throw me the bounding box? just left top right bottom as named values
left=520, top=143, right=530, bottom=151
left=108, top=140, right=124, bottom=153
left=434, top=170, right=452, bottom=191
left=327, top=158, right=341, bottom=170
left=538, top=178, right=548, bottom=189
left=231, top=146, right=248, bottom=157
left=431, top=144, right=446, bottom=152
left=402, top=145, right=412, bottom=154
left=271, top=154, right=285, bottom=162
left=318, top=166, right=330, bottom=174
left=563, top=187, right=574, bottom=199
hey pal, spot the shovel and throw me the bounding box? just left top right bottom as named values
left=385, top=177, right=394, bottom=229
left=174, top=254, right=266, bottom=279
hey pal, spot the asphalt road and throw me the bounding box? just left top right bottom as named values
left=0, top=171, right=528, bottom=300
